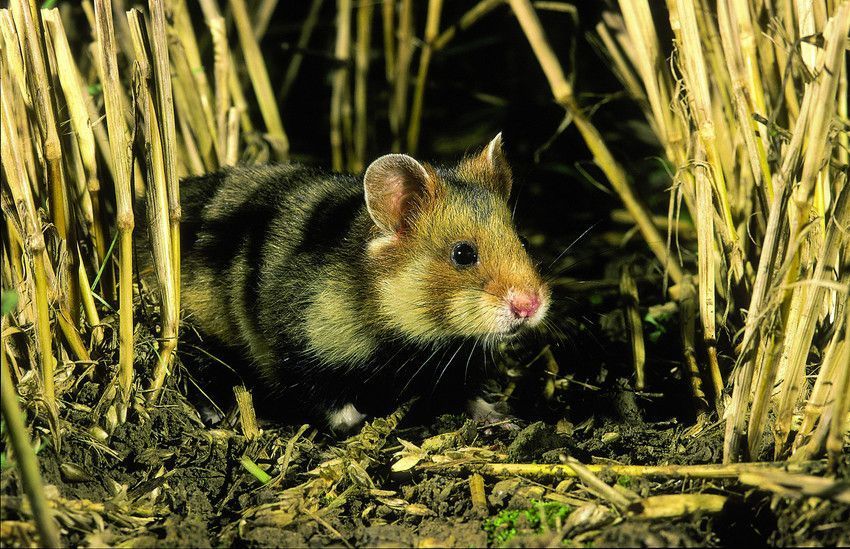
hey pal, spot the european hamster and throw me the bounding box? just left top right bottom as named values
left=164, top=134, right=550, bottom=431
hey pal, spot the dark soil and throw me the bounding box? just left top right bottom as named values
left=3, top=379, right=849, bottom=547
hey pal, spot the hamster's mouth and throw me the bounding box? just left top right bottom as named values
left=498, top=316, right=537, bottom=338
left=492, top=297, right=549, bottom=338
left=502, top=324, right=525, bottom=338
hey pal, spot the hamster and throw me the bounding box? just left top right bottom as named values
left=164, top=134, right=550, bottom=431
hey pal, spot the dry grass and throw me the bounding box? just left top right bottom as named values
left=479, top=0, right=850, bottom=467
left=0, top=2, right=296, bottom=542
left=581, top=0, right=847, bottom=463
left=1, top=1, right=847, bottom=545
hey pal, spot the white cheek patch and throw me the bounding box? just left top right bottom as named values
left=378, top=261, right=437, bottom=340
left=496, top=303, right=517, bottom=332
left=327, top=403, right=367, bottom=432
left=447, top=291, right=503, bottom=336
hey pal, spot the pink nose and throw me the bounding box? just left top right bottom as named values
left=509, top=293, right=541, bottom=319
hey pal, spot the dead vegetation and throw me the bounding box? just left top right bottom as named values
left=1, top=0, right=848, bottom=547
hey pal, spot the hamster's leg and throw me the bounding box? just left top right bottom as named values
left=326, top=402, right=367, bottom=433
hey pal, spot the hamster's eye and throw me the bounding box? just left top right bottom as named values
left=451, top=241, right=478, bottom=268
left=519, top=235, right=530, bottom=249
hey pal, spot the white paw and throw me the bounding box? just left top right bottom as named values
left=467, top=397, right=502, bottom=422
left=467, top=397, right=520, bottom=430
left=327, top=402, right=367, bottom=432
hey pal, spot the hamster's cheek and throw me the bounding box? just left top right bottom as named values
left=377, top=259, right=438, bottom=338
left=444, top=286, right=503, bottom=336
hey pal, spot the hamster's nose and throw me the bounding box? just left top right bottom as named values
left=509, top=292, right=541, bottom=319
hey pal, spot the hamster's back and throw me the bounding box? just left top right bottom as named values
left=177, top=164, right=370, bottom=367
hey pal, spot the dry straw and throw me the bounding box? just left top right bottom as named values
left=2, top=10, right=848, bottom=545
left=330, top=0, right=353, bottom=171
left=449, top=0, right=850, bottom=463
left=1, top=353, right=61, bottom=547
left=94, top=0, right=135, bottom=416
left=587, top=0, right=847, bottom=462
left=0, top=0, right=310, bottom=451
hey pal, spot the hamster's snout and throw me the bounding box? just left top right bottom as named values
left=502, top=287, right=548, bottom=333
left=509, top=292, right=541, bottom=319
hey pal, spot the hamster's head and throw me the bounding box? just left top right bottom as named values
left=364, top=134, right=550, bottom=344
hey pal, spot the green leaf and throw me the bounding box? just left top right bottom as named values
left=2, top=290, right=18, bottom=315
left=91, top=231, right=118, bottom=291
left=483, top=499, right=572, bottom=546
left=240, top=456, right=271, bottom=484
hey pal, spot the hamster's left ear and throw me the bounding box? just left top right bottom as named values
left=458, top=133, right=512, bottom=199
left=363, top=153, right=437, bottom=235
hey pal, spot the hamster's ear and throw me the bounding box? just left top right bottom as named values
left=364, top=154, right=435, bottom=234
left=457, top=133, right=512, bottom=199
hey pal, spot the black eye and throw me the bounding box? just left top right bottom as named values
left=451, top=241, right=478, bottom=267
left=519, top=235, right=530, bottom=249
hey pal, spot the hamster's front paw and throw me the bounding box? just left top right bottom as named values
left=466, top=397, right=521, bottom=431
left=327, top=402, right=367, bottom=434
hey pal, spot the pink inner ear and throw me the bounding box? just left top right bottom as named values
left=385, top=174, right=416, bottom=233
left=388, top=188, right=407, bottom=230
left=364, top=153, right=432, bottom=234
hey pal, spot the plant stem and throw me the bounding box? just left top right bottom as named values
left=0, top=354, right=61, bottom=548
left=95, top=0, right=135, bottom=412
left=230, top=0, right=289, bottom=160
left=508, top=0, right=684, bottom=285
left=407, top=0, right=443, bottom=154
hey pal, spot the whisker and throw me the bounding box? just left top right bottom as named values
left=464, top=338, right=479, bottom=385
left=543, top=246, right=622, bottom=282
left=433, top=342, right=465, bottom=391
left=544, top=221, right=601, bottom=273
left=400, top=343, right=445, bottom=396
left=364, top=339, right=416, bottom=383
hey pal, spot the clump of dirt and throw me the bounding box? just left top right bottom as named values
left=507, top=421, right=573, bottom=462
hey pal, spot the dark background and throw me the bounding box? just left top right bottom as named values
left=237, top=1, right=671, bottom=241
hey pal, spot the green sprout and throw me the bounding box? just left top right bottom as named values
left=644, top=309, right=673, bottom=343
left=239, top=456, right=271, bottom=484
left=483, top=499, right=572, bottom=546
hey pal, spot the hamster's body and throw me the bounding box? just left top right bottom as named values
left=165, top=136, right=550, bottom=430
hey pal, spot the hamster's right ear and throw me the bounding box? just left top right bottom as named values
left=364, top=154, right=436, bottom=235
